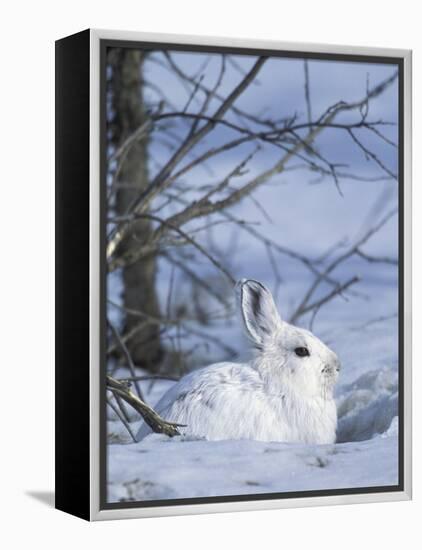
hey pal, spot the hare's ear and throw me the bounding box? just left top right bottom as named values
left=238, top=279, right=282, bottom=348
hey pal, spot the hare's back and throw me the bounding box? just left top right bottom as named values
left=136, top=362, right=268, bottom=441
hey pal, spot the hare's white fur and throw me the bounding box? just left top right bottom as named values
left=136, top=279, right=340, bottom=444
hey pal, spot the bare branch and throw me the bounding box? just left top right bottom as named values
left=119, top=374, right=180, bottom=382
left=108, top=118, right=154, bottom=164
left=182, top=74, right=204, bottom=113
left=289, top=209, right=397, bottom=323
left=347, top=128, right=397, bottom=180
left=108, top=320, right=144, bottom=401
left=107, top=375, right=183, bottom=437
left=303, top=60, right=312, bottom=124
left=355, top=248, right=398, bottom=265
left=110, top=213, right=237, bottom=284
left=106, top=57, right=267, bottom=257
left=107, top=69, right=398, bottom=265
left=293, top=276, right=360, bottom=321
left=138, top=57, right=267, bottom=206
left=107, top=397, right=137, bottom=443
left=160, top=52, right=271, bottom=129
left=162, top=252, right=231, bottom=309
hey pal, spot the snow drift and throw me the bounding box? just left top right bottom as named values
left=106, top=315, right=399, bottom=503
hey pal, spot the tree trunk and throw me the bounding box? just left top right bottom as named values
left=107, top=48, right=163, bottom=371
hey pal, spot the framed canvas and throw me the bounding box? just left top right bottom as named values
left=55, top=29, right=412, bottom=521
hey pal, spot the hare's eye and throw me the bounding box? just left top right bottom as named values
left=294, top=347, right=310, bottom=358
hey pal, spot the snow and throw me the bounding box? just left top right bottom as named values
left=106, top=314, right=399, bottom=503
left=107, top=432, right=398, bottom=503
left=105, top=192, right=400, bottom=504
left=105, top=53, right=399, bottom=504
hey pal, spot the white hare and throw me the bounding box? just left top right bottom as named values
left=136, top=279, right=340, bottom=444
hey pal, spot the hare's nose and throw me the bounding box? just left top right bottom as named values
left=323, top=356, right=340, bottom=374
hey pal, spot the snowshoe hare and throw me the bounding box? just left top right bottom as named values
left=136, top=279, right=340, bottom=444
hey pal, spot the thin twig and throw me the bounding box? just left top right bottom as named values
left=294, top=276, right=360, bottom=320
left=107, top=396, right=137, bottom=443
left=303, top=60, right=312, bottom=124
left=290, top=209, right=397, bottom=323
left=119, top=374, right=180, bottom=382
left=355, top=248, right=398, bottom=265
left=111, top=213, right=236, bottom=284
left=108, top=320, right=144, bottom=401
left=114, top=393, right=131, bottom=423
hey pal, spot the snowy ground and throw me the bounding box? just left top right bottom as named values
left=108, top=431, right=398, bottom=502
left=106, top=315, right=399, bottom=503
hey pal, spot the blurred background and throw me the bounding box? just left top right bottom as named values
left=105, top=47, right=399, bottom=382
